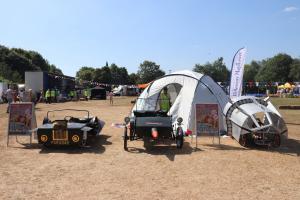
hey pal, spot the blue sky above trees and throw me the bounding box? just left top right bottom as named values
left=0, top=0, right=299, bottom=76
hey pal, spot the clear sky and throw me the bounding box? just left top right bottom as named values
left=0, top=0, right=299, bottom=76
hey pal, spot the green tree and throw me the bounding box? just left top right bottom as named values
left=137, top=60, right=165, bottom=83
left=128, top=73, right=139, bottom=85
left=289, top=59, right=300, bottom=81
left=108, top=63, right=130, bottom=84
left=193, top=57, right=229, bottom=82
left=76, top=66, right=95, bottom=81
left=49, top=64, right=63, bottom=75
left=118, top=67, right=130, bottom=84
left=255, top=53, right=293, bottom=82
left=243, top=61, right=261, bottom=82
left=0, top=44, right=63, bottom=82
left=93, top=66, right=112, bottom=84
left=0, top=62, right=22, bottom=83
left=110, top=63, right=121, bottom=84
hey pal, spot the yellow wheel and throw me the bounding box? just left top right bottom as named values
left=72, top=135, right=80, bottom=143
left=40, top=135, right=48, bottom=142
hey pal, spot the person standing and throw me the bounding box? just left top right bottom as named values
left=108, top=91, right=113, bottom=105
left=159, top=87, right=171, bottom=112
left=12, top=89, right=18, bottom=102
left=38, top=89, right=43, bottom=103
left=1, top=91, right=7, bottom=103
left=19, top=89, right=24, bottom=102
left=50, top=89, right=55, bottom=103
left=84, top=89, right=88, bottom=101
left=45, top=89, right=51, bottom=104
left=55, top=89, right=60, bottom=102
left=28, top=89, right=34, bottom=103
left=69, top=90, right=74, bottom=101
left=6, top=88, right=13, bottom=113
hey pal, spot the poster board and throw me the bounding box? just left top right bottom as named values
left=195, top=104, right=220, bottom=148
left=7, top=102, right=37, bottom=145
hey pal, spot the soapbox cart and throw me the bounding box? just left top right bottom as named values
left=37, top=109, right=103, bottom=146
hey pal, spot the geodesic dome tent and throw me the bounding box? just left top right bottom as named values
left=131, top=70, right=230, bottom=134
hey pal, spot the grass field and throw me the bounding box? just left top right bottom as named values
left=269, top=97, right=300, bottom=125
left=270, top=97, right=300, bottom=107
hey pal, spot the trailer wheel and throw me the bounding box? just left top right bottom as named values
left=43, top=143, right=51, bottom=148
left=124, top=127, right=128, bottom=151
left=176, top=127, right=184, bottom=149
left=271, top=134, right=281, bottom=148
left=239, top=134, right=249, bottom=147
left=129, top=125, right=134, bottom=141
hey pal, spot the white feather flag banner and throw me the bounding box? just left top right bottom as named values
left=229, top=48, right=247, bottom=98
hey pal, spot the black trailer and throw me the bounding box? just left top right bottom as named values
left=37, top=109, right=103, bottom=146
left=90, top=86, right=106, bottom=100
left=123, top=99, right=185, bottom=150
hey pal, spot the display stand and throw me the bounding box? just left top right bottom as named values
left=194, top=103, right=220, bottom=149
left=7, top=102, right=37, bottom=146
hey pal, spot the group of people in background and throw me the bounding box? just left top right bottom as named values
left=2, top=86, right=123, bottom=113
left=1, top=87, right=93, bottom=107
left=2, top=87, right=36, bottom=113
left=44, top=89, right=60, bottom=104
left=44, top=88, right=91, bottom=103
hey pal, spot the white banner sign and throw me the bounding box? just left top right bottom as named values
left=229, top=48, right=247, bottom=98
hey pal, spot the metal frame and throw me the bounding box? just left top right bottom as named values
left=194, top=103, right=220, bottom=149
left=46, top=109, right=90, bottom=120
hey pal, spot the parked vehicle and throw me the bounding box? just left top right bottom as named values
left=123, top=98, right=185, bottom=150
left=37, top=109, right=104, bottom=146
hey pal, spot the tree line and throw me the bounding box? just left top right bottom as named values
left=193, top=53, right=300, bottom=83
left=0, top=45, right=62, bottom=83
left=1, top=44, right=299, bottom=85
left=76, top=60, right=165, bottom=85
left=243, top=54, right=300, bottom=82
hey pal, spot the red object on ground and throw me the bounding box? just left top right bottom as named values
left=185, top=129, right=192, bottom=136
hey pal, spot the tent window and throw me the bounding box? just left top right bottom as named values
left=166, top=83, right=182, bottom=105
left=155, top=83, right=183, bottom=111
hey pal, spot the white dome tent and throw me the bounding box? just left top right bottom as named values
left=131, top=70, right=288, bottom=147
left=132, top=70, right=230, bottom=134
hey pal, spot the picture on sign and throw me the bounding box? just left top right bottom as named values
left=8, top=102, right=36, bottom=135
left=195, top=104, right=219, bottom=135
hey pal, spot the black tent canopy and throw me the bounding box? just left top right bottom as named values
left=90, top=86, right=106, bottom=100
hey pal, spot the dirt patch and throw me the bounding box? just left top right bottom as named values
left=0, top=97, right=299, bottom=200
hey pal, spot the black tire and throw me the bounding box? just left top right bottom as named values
left=271, top=134, right=281, bottom=148
left=143, top=137, right=152, bottom=150
left=43, top=143, right=51, bottom=148
left=129, top=124, right=134, bottom=141
left=176, top=127, right=184, bottom=149
left=239, top=134, right=249, bottom=147
left=124, top=127, right=128, bottom=151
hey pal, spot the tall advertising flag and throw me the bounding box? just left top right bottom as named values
left=229, top=48, right=247, bottom=98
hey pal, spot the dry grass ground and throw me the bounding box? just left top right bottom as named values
left=0, top=97, right=299, bottom=200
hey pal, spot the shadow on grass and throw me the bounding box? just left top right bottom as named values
left=16, top=135, right=112, bottom=154
left=126, top=140, right=195, bottom=161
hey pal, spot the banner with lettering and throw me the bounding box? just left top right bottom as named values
left=229, top=48, right=247, bottom=98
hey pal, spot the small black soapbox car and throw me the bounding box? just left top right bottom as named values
left=37, top=109, right=103, bottom=146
